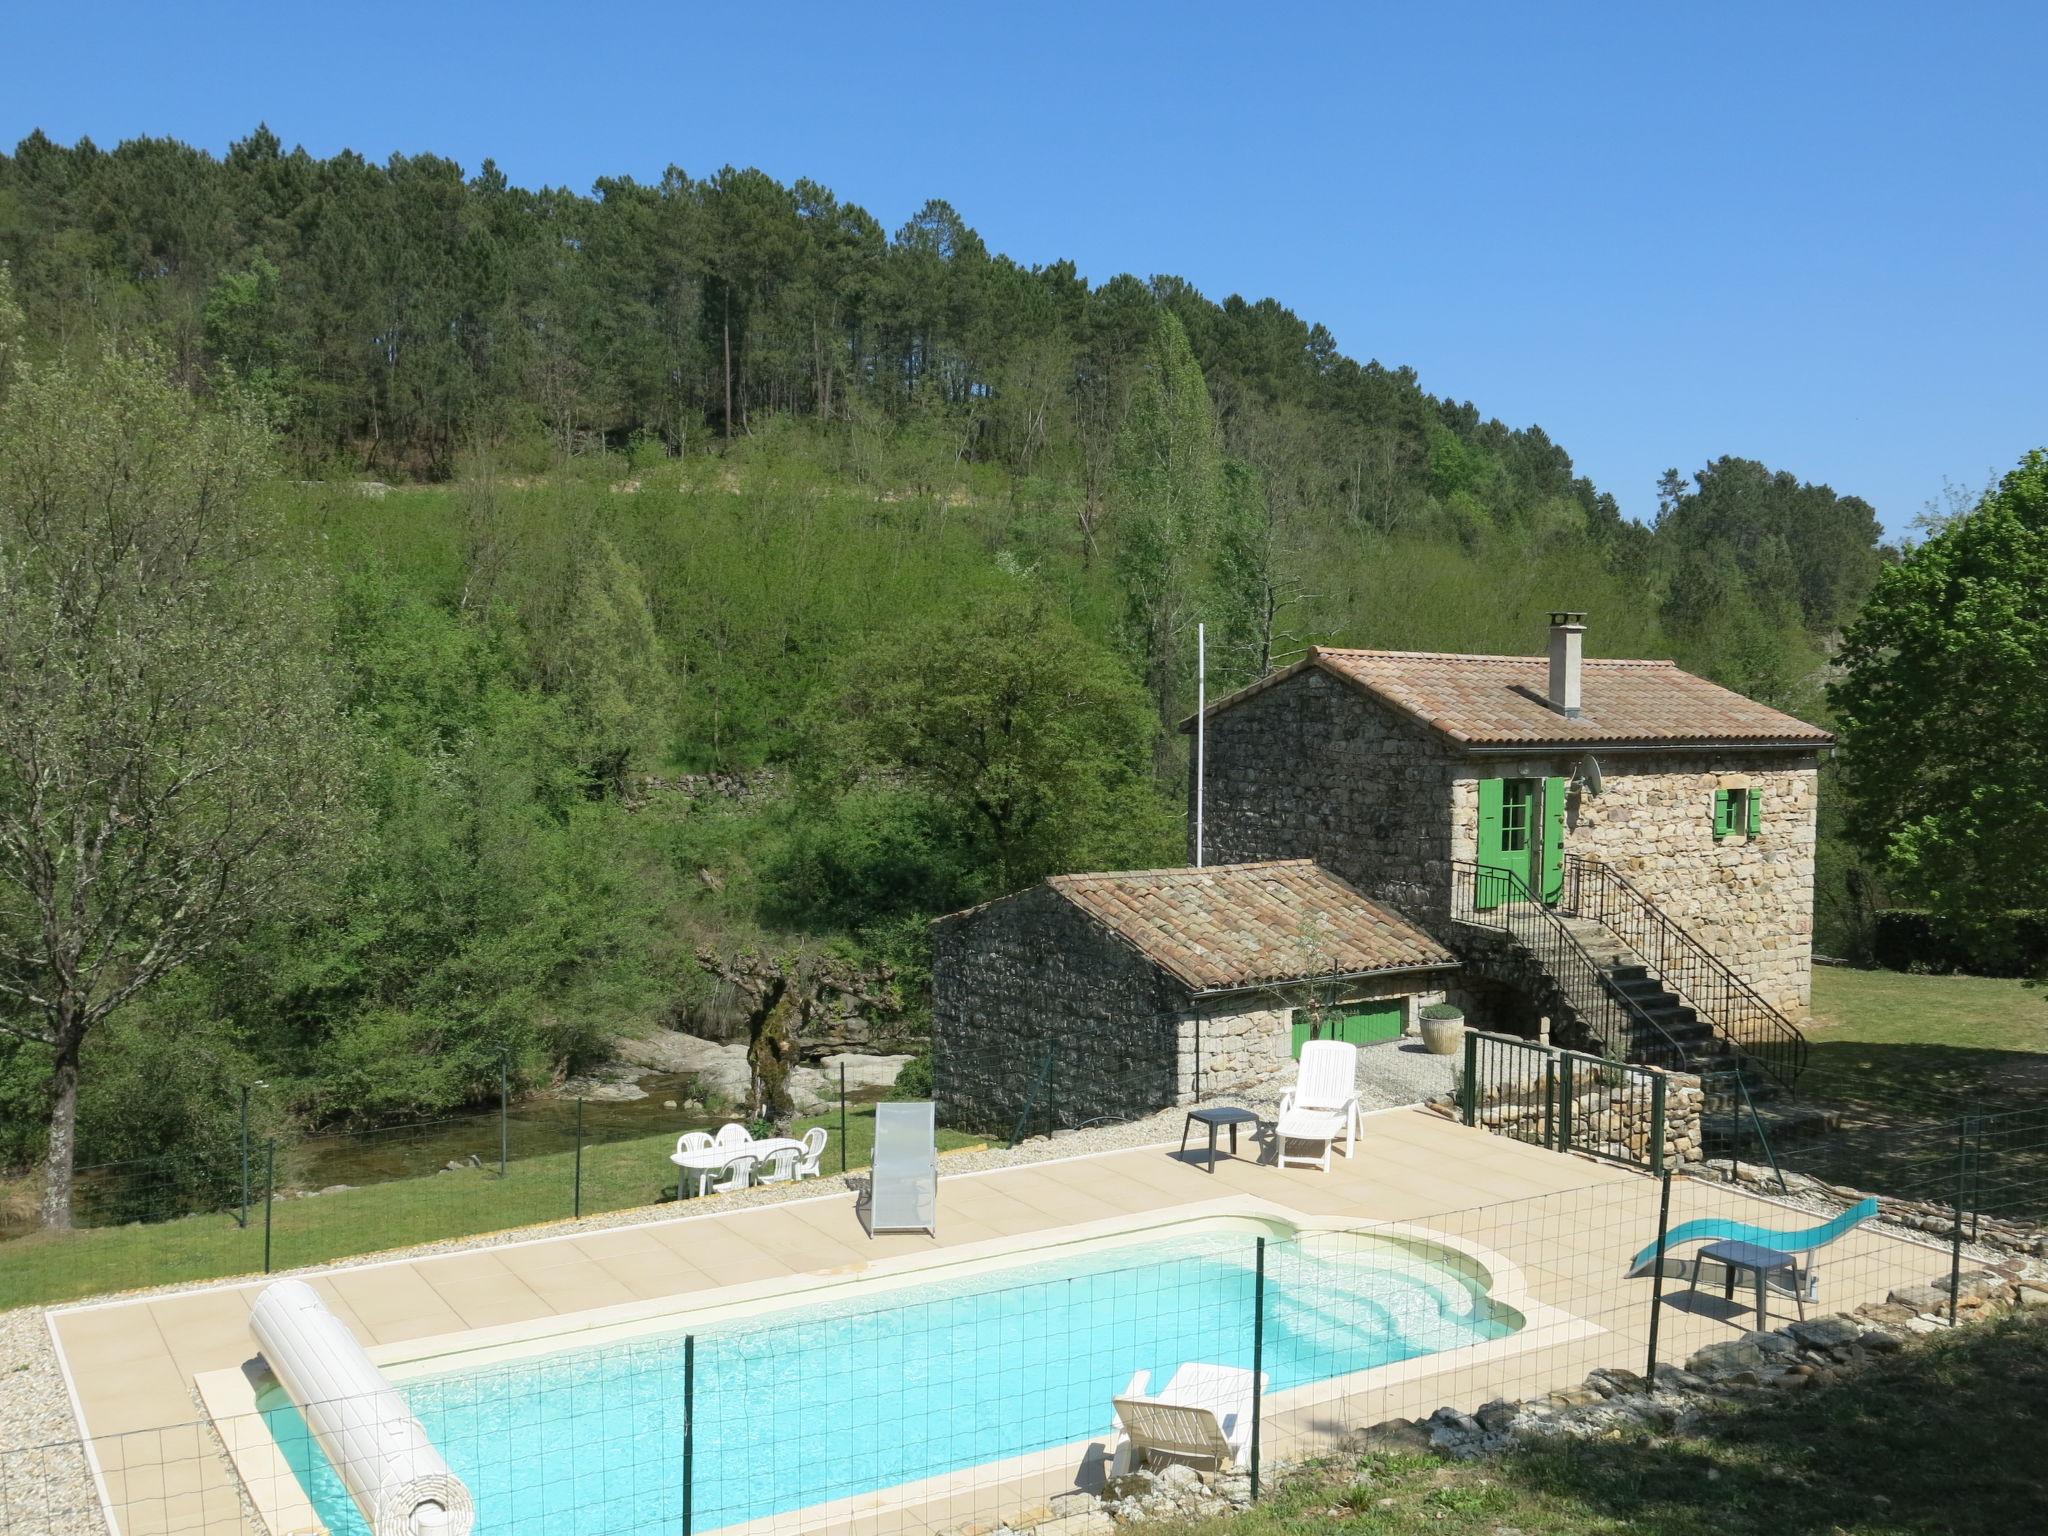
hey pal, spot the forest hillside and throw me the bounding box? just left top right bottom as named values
left=0, top=130, right=1892, bottom=1207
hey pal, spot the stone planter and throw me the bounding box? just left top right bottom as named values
left=1419, top=1005, right=1466, bottom=1056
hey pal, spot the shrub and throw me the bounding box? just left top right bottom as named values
left=1870, top=909, right=2048, bottom=977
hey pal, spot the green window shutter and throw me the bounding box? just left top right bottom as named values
left=1712, top=788, right=1731, bottom=841
left=1542, top=775, right=1568, bottom=902
left=1747, top=786, right=1764, bottom=838
left=1291, top=1009, right=1313, bottom=1059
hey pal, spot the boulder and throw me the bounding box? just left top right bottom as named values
left=1351, top=1417, right=1435, bottom=1456
left=1785, top=1314, right=1862, bottom=1352
left=617, top=1031, right=752, bottom=1102
left=1687, top=1339, right=1768, bottom=1380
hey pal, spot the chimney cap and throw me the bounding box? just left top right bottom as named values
left=1548, top=610, right=1587, bottom=628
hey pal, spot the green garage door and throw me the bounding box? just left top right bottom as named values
left=1291, top=999, right=1407, bottom=1058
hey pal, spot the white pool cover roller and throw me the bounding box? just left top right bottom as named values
left=249, top=1280, right=475, bottom=1536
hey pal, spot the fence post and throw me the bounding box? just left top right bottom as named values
left=573, top=1099, right=584, bottom=1220
left=262, top=1139, right=276, bottom=1275
left=499, top=1051, right=510, bottom=1178
left=1459, top=1030, right=1478, bottom=1126
left=1649, top=1073, right=1667, bottom=1176
left=1249, top=1236, right=1266, bottom=1502
left=1949, top=1121, right=1967, bottom=1327
left=682, top=1333, right=696, bottom=1535
left=1541, top=1051, right=1555, bottom=1150
left=1557, top=1052, right=1576, bottom=1152
left=239, top=1083, right=253, bottom=1230
left=1645, top=1170, right=1672, bottom=1377
left=839, top=1063, right=848, bottom=1176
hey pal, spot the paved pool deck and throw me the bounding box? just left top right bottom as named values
left=45, top=1107, right=1944, bottom=1536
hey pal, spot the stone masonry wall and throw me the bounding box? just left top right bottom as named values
left=932, top=886, right=1181, bottom=1134
left=1447, top=750, right=1821, bottom=1014
left=1196, top=668, right=1461, bottom=924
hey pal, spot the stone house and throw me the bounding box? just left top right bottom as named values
left=1191, top=615, right=1831, bottom=1020
left=931, top=861, right=1456, bottom=1134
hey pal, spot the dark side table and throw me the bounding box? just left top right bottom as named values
left=1180, top=1106, right=1262, bottom=1173
left=1696, top=1238, right=1807, bottom=1327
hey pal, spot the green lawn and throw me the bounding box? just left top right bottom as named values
left=1805, top=965, right=2048, bottom=1114
left=1756, top=968, right=2048, bottom=1213
left=1162, top=1310, right=2048, bottom=1536
left=0, top=1105, right=987, bottom=1312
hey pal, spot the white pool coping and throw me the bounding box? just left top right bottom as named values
left=195, top=1195, right=1597, bottom=1536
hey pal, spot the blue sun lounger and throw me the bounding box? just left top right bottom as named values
left=1628, top=1196, right=1878, bottom=1277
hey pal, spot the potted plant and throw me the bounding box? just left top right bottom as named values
left=1419, top=1001, right=1466, bottom=1056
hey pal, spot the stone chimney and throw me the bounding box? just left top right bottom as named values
left=1547, top=612, right=1586, bottom=717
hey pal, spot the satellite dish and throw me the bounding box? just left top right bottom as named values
left=1582, top=755, right=1604, bottom=796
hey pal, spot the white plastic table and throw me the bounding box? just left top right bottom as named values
left=670, top=1138, right=803, bottom=1197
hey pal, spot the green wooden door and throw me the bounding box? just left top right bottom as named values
left=1343, top=999, right=1406, bottom=1045
left=1476, top=778, right=1535, bottom=908
left=1293, top=1000, right=1406, bottom=1056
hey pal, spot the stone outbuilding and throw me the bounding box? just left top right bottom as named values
left=932, top=860, right=1456, bottom=1135
left=1191, top=616, right=1833, bottom=1018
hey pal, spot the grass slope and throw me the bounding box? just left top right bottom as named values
left=0, top=1105, right=984, bottom=1312
left=1171, top=1310, right=2048, bottom=1536
left=1805, top=966, right=2048, bottom=1114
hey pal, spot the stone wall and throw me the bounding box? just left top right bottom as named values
left=1447, top=749, right=1821, bottom=1013
left=932, top=886, right=1181, bottom=1134
left=1196, top=668, right=1461, bottom=923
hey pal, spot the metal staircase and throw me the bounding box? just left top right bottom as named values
left=1448, top=859, right=1809, bottom=1092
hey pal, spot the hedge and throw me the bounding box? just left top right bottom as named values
left=1870, top=909, right=2048, bottom=978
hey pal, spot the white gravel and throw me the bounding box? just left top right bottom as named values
left=0, top=1089, right=1441, bottom=1531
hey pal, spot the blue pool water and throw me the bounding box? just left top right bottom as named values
left=263, top=1228, right=1516, bottom=1534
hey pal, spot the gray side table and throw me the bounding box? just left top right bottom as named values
left=1180, top=1107, right=1262, bottom=1173
left=1696, top=1238, right=1807, bottom=1327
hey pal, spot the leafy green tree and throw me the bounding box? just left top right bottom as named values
left=0, top=312, right=357, bottom=1227
left=548, top=534, right=673, bottom=794
left=1830, top=451, right=2048, bottom=966
left=1111, top=310, right=1226, bottom=746
left=1656, top=458, right=1886, bottom=634
left=806, top=589, right=1178, bottom=898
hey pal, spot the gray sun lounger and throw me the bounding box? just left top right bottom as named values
left=867, top=1100, right=938, bottom=1236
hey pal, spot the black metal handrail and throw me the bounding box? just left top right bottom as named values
left=1564, top=855, right=1809, bottom=1090
left=1450, top=860, right=1702, bottom=1074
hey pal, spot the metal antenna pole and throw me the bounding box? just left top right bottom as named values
left=1195, top=622, right=1206, bottom=868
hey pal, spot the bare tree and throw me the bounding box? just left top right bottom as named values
left=0, top=307, right=358, bottom=1227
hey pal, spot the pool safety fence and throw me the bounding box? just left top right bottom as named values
left=9, top=1163, right=1984, bottom=1536
left=0, top=1082, right=890, bottom=1312
left=1457, top=1031, right=1675, bottom=1174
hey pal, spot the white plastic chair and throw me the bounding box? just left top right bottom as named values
left=1109, top=1363, right=1266, bottom=1475
left=675, top=1131, right=714, bottom=1156
left=713, top=1122, right=752, bottom=1149
left=794, top=1126, right=828, bottom=1179
left=1276, top=1039, right=1360, bottom=1171
left=756, top=1146, right=800, bottom=1185
left=710, top=1153, right=755, bottom=1193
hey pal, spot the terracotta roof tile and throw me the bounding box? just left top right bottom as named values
left=1195, top=648, right=1833, bottom=749
left=1044, top=860, right=1453, bottom=992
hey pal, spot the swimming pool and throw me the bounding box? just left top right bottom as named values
left=261, top=1224, right=1520, bottom=1533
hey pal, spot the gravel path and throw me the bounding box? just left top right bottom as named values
left=0, top=1085, right=1447, bottom=1531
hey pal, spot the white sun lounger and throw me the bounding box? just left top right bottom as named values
left=1109, top=1363, right=1265, bottom=1476
left=1276, top=1039, right=1359, bottom=1171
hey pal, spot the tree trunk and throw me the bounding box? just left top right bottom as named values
left=40, top=1027, right=82, bottom=1231
left=722, top=290, right=734, bottom=443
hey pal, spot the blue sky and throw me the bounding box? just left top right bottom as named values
left=6, top=2, right=2043, bottom=535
